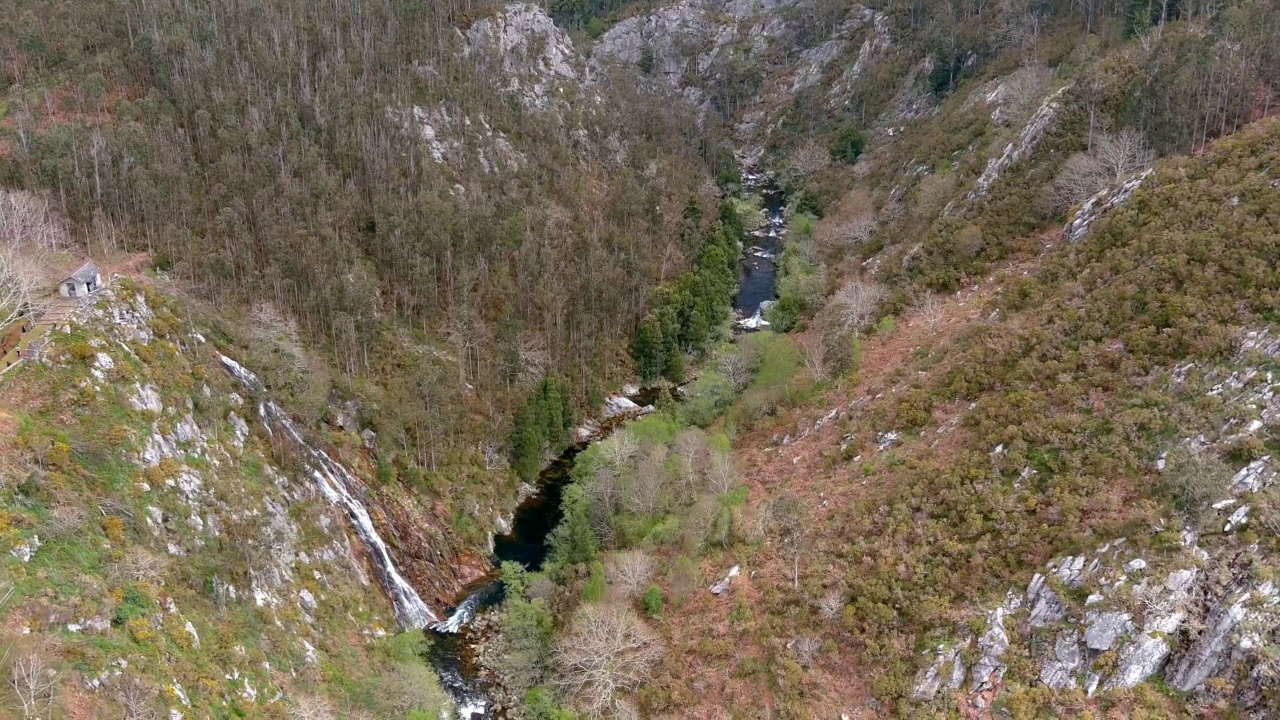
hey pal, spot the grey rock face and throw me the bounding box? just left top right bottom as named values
left=1167, top=589, right=1250, bottom=692
left=1105, top=632, right=1172, bottom=691
left=968, top=85, right=1070, bottom=201
left=1084, top=611, right=1132, bottom=651
left=1224, top=504, right=1251, bottom=532
left=591, top=0, right=883, bottom=143
left=1026, top=573, right=1067, bottom=627
left=1039, top=631, right=1082, bottom=689
left=970, top=593, right=1021, bottom=691
left=463, top=3, right=580, bottom=110
left=1062, top=169, right=1153, bottom=242
left=709, top=565, right=740, bottom=595
left=912, top=643, right=966, bottom=700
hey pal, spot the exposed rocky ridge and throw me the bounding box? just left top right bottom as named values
left=463, top=3, right=583, bottom=110
left=911, top=328, right=1280, bottom=714
left=395, top=4, right=604, bottom=178
left=1062, top=169, right=1154, bottom=242
left=590, top=0, right=890, bottom=146
left=2, top=284, right=451, bottom=715
left=966, top=84, right=1070, bottom=201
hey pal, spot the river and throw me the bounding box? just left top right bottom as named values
left=734, top=171, right=786, bottom=329
left=427, top=388, right=665, bottom=717
left=427, top=171, right=785, bottom=717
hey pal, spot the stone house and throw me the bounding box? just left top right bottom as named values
left=59, top=261, right=101, bottom=298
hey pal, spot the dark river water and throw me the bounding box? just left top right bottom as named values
left=734, top=173, right=785, bottom=324
left=427, top=388, right=665, bottom=717
left=427, top=171, right=785, bottom=716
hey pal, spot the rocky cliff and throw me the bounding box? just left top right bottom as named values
left=0, top=280, right=466, bottom=716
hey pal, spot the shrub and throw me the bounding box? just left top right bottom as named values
left=582, top=560, right=607, bottom=603
left=525, top=687, right=575, bottom=720
left=66, top=342, right=95, bottom=363
left=126, top=616, right=155, bottom=643
left=1158, top=448, right=1230, bottom=526
left=764, top=296, right=802, bottom=331
left=643, top=585, right=663, bottom=617
left=102, top=515, right=126, bottom=543
left=494, top=596, right=555, bottom=698
left=829, top=123, right=866, bottom=165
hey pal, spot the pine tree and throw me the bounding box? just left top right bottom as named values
left=511, top=404, right=544, bottom=482
left=548, top=484, right=598, bottom=567
left=631, top=314, right=666, bottom=382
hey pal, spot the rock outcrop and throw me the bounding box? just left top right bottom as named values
left=591, top=0, right=888, bottom=145
left=967, top=85, right=1070, bottom=201
left=913, top=327, right=1280, bottom=714
left=1062, top=169, right=1153, bottom=242
left=463, top=3, right=581, bottom=110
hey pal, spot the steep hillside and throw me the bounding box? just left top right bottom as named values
left=632, top=114, right=1280, bottom=718
left=0, top=279, right=463, bottom=717
left=0, top=0, right=729, bottom=532
left=4, top=0, right=1280, bottom=718
left=462, top=2, right=1280, bottom=718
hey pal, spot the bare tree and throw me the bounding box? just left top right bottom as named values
left=670, top=428, right=708, bottom=502
left=794, top=636, right=821, bottom=667
left=816, top=589, right=844, bottom=620
left=622, top=445, right=667, bottom=517
left=706, top=450, right=736, bottom=497
left=517, top=331, right=550, bottom=382
left=600, top=431, right=638, bottom=471
left=0, top=242, right=43, bottom=332
left=788, top=140, right=830, bottom=178
left=43, top=505, right=87, bottom=539
left=823, top=212, right=877, bottom=251
left=799, top=335, right=828, bottom=382
left=988, top=65, right=1054, bottom=124
left=587, top=467, right=619, bottom=545
left=287, top=694, right=336, bottom=720
left=114, top=547, right=169, bottom=585
left=717, top=350, right=753, bottom=393
left=605, top=551, right=654, bottom=599
left=9, top=651, right=57, bottom=719
left=552, top=604, right=664, bottom=718
left=1094, top=129, right=1155, bottom=181
left=1054, top=129, right=1155, bottom=208
left=912, top=292, right=946, bottom=330
left=118, top=675, right=158, bottom=720
left=831, top=278, right=887, bottom=334
left=0, top=191, right=69, bottom=253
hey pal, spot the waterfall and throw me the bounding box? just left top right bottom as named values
left=218, top=354, right=437, bottom=629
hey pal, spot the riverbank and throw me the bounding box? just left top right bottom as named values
left=426, top=384, right=669, bottom=716
left=424, top=168, right=788, bottom=719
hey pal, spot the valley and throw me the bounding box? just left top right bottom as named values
left=1, top=0, right=1280, bottom=718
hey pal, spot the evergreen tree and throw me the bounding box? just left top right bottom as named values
left=511, top=404, right=544, bottom=482
left=664, top=343, right=686, bottom=383
left=548, top=484, right=598, bottom=567
left=631, top=314, right=666, bottom=382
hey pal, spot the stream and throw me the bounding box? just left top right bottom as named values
left=219, top=170, right=786, bottom=719
left=427, top=171, right=785, bottom=717
left=734, top=171, right=786, bottom=329
left=427, top=388, right=664, bottom=718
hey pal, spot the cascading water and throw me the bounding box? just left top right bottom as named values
left=217, top=354, right=437, bottom=629
left=218, top=171, right=780, bottom=717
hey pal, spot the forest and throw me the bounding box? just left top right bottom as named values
left=0, top=0, right=739, bottom=487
